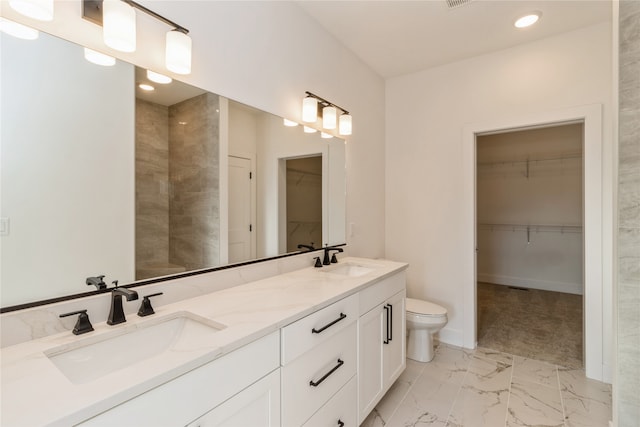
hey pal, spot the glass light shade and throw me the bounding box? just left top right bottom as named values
left=321, top=132, right=333, bottom=139
left=303, top=126, right=317, bottom=134
left=514, top=12, right=541, bottom=28
left=103, top=0, right=136, bottom=53
left=147, top=70, right=172, bottom=84
left=0, top=18, right=39, bottom=40
left=84, top=48, right=116, bottom=66
left=339, top=114, right=352, bottom=136
left=166, top=30, right=192, bottom=75
left=9, top=0, right=53, bottom=21
left=322, top=106, right=337, bottom=129
left=302, top=97, right=318, bottom=123
left=283, top=119, right=299, bottom=127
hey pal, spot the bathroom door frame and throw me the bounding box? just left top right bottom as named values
left=461, top=104, right=607, bottom=381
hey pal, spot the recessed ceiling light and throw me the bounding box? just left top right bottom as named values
left=303, top=126, right=317, bottom=133
left=283, top=119, right=299, bottom=127
left=514, top=12, right=541, bottom=29
left=138, top=83, right=155, bottom=91
left=146, top=70, right=172, bottom=84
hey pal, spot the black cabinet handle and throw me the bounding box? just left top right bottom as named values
left=338, top=420, right=345, bottom=427
left=309, top=359, right=344, bottom=387
left=387, top=303, right=393, bottom=342
left=312, top=313, right=346, bottom=334
left=383, top=305, right=390, bottom=344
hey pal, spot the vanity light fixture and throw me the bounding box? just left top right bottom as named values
left=302, top=91, right=352, bottom=136
left=283, top=119, right=299, bottom=127
left=83, top=0, right=192, bottom=74
left=138, top=83, right=154, bottom=91
left=9, top=0, right=53, bottom=21
left=0, top=17, right=39, bottom=40
left=303, top=126, right=317, bottom=134
left=84, top=47, right=116, bottom=66
left=146, top=70, right=172, bottom=84
left=514, top=11, right=541, bottom=28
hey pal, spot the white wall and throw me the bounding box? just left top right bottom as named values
left=0, top=31, right=135, bottom=307
left=385, top=22, right=613, bottom=371
left=0, top=1, right=386, bottom=261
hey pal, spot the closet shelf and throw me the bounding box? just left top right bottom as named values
left=478, top=223, right=582, bottom=233
left=477, top=153, right=582, bottom=179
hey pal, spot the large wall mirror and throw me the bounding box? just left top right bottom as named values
left=0, top=28, right=346, bottom=309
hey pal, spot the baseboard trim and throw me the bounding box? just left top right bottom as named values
left=478, top=273, right=583, bottom=295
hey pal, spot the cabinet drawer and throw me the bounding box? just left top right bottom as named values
left=282, top=322, right=357, bottom=427
left=281, top=293, right=358, bottom=364
left=78, top=332, right=280, bottom=427
left=359, top=271, right=405, bottom=316
left=303, top=376, right=357, bottom=427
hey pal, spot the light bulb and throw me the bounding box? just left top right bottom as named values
left=302, top=97, right=318, bottom=123
left=9, top=0, right=53, bottom=21
left=147, top=70, right=172, bottom=84
left=166, top=30, right=192, bottom=75
left=0, top=18, right=39, bottom=40
left=339, top=114, right=352, bottom=136
left=322, top=106, right=337, bottom=130
left=84, top=48, right=116, bottom=66
left=103, top=0, right=136, bottom=53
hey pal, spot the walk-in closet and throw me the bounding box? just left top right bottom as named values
left=476, top=123, right=584, bottom=368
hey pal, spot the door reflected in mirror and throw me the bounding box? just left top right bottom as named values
left=0, top=28, right=346, bottom=309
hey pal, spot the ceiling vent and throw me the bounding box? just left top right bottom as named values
left=446, top=0, right=473, bottom=9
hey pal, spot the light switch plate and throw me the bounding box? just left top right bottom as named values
left=0, top=217, right=9, bottom=236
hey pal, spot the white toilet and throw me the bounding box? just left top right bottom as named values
left=406, top=298, right=448, bottom=362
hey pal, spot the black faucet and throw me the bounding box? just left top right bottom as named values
left=107, top=281, right=138, bottom=325
left=86, top=275, right=107, bottom=290
left=297, top=243, right=316, bottom=252
left=323, top=246, right=344, bottom=265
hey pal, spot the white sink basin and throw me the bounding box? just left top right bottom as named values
left=46, top=312, right=225, bottom=384
left=322, top=262, right=378, bottom=277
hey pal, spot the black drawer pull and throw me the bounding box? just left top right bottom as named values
left=338, top=420, right=345, bottom=427
left=309, top=359, right=344, bottom=387
left=312, top=313, right=347, bottom=334
left=383, top=305, right=390, bottom=344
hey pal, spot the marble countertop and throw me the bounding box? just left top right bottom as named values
left=1, top=257, right=407, bottom=427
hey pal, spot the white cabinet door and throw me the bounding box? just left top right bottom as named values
left=383, top=290, right=406, bottom=387
left=357, top=304, right=384, bottom=424
left=186, top=369, right=280, bottom=427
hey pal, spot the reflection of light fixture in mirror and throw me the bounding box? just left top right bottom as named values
left=304, top=91, right=352, bottom=136
left=339, top=114, right=352, bottom=136
left=302, top=96, right=318, bottom=123
left=283, top=119, right=299, bottom=127
left=138, top=83, right=154, bottom=91
left=82, top=0, right=192, bottom=74
left=514, top=12, right=541, bottom=28
left=9, top=0, right=53, bottom=21
left=323, top=106, right=337, bottom=129
left=166, top=30, right=192, bottom=75
left=178, top=121, right=187, bottom=125
left=103, top=0, right=136, bottom=52
left=303, top=126, right=317, bottom=133
left=147, top=70, right=172, bottom=84
left=321, top=132, right=333, bottom=139
left=84, top=48, right=116, bottom=66
left=0, top=18, right=39, bottom=40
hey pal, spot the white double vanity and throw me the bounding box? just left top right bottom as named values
left=0, top=257, right=407, bottom=427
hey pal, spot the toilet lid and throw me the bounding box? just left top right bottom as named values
left=406, top=298, right=447, bottom=316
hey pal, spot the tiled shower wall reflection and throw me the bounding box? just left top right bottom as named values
left=135, top=93, right=220, bottom=280
left=617, top=1, right=640, bottom=425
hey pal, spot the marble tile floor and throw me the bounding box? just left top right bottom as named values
left=361, top=344, right=611, bottom=427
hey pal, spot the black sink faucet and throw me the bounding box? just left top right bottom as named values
left=297, top=243, right=316, bottom=252
left=86, top=275, right=107, bottom=290
left=107, top=281, right=138, bottom=325
left=323, top=246, right=344, bottom=265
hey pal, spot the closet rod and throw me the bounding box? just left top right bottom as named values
left=477, top=152, right=582, bottom=167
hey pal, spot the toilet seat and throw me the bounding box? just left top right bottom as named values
left=406, top=298, right=447, bottom=317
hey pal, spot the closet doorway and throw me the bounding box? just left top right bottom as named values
left=475, top=123, right=584, bottom=368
